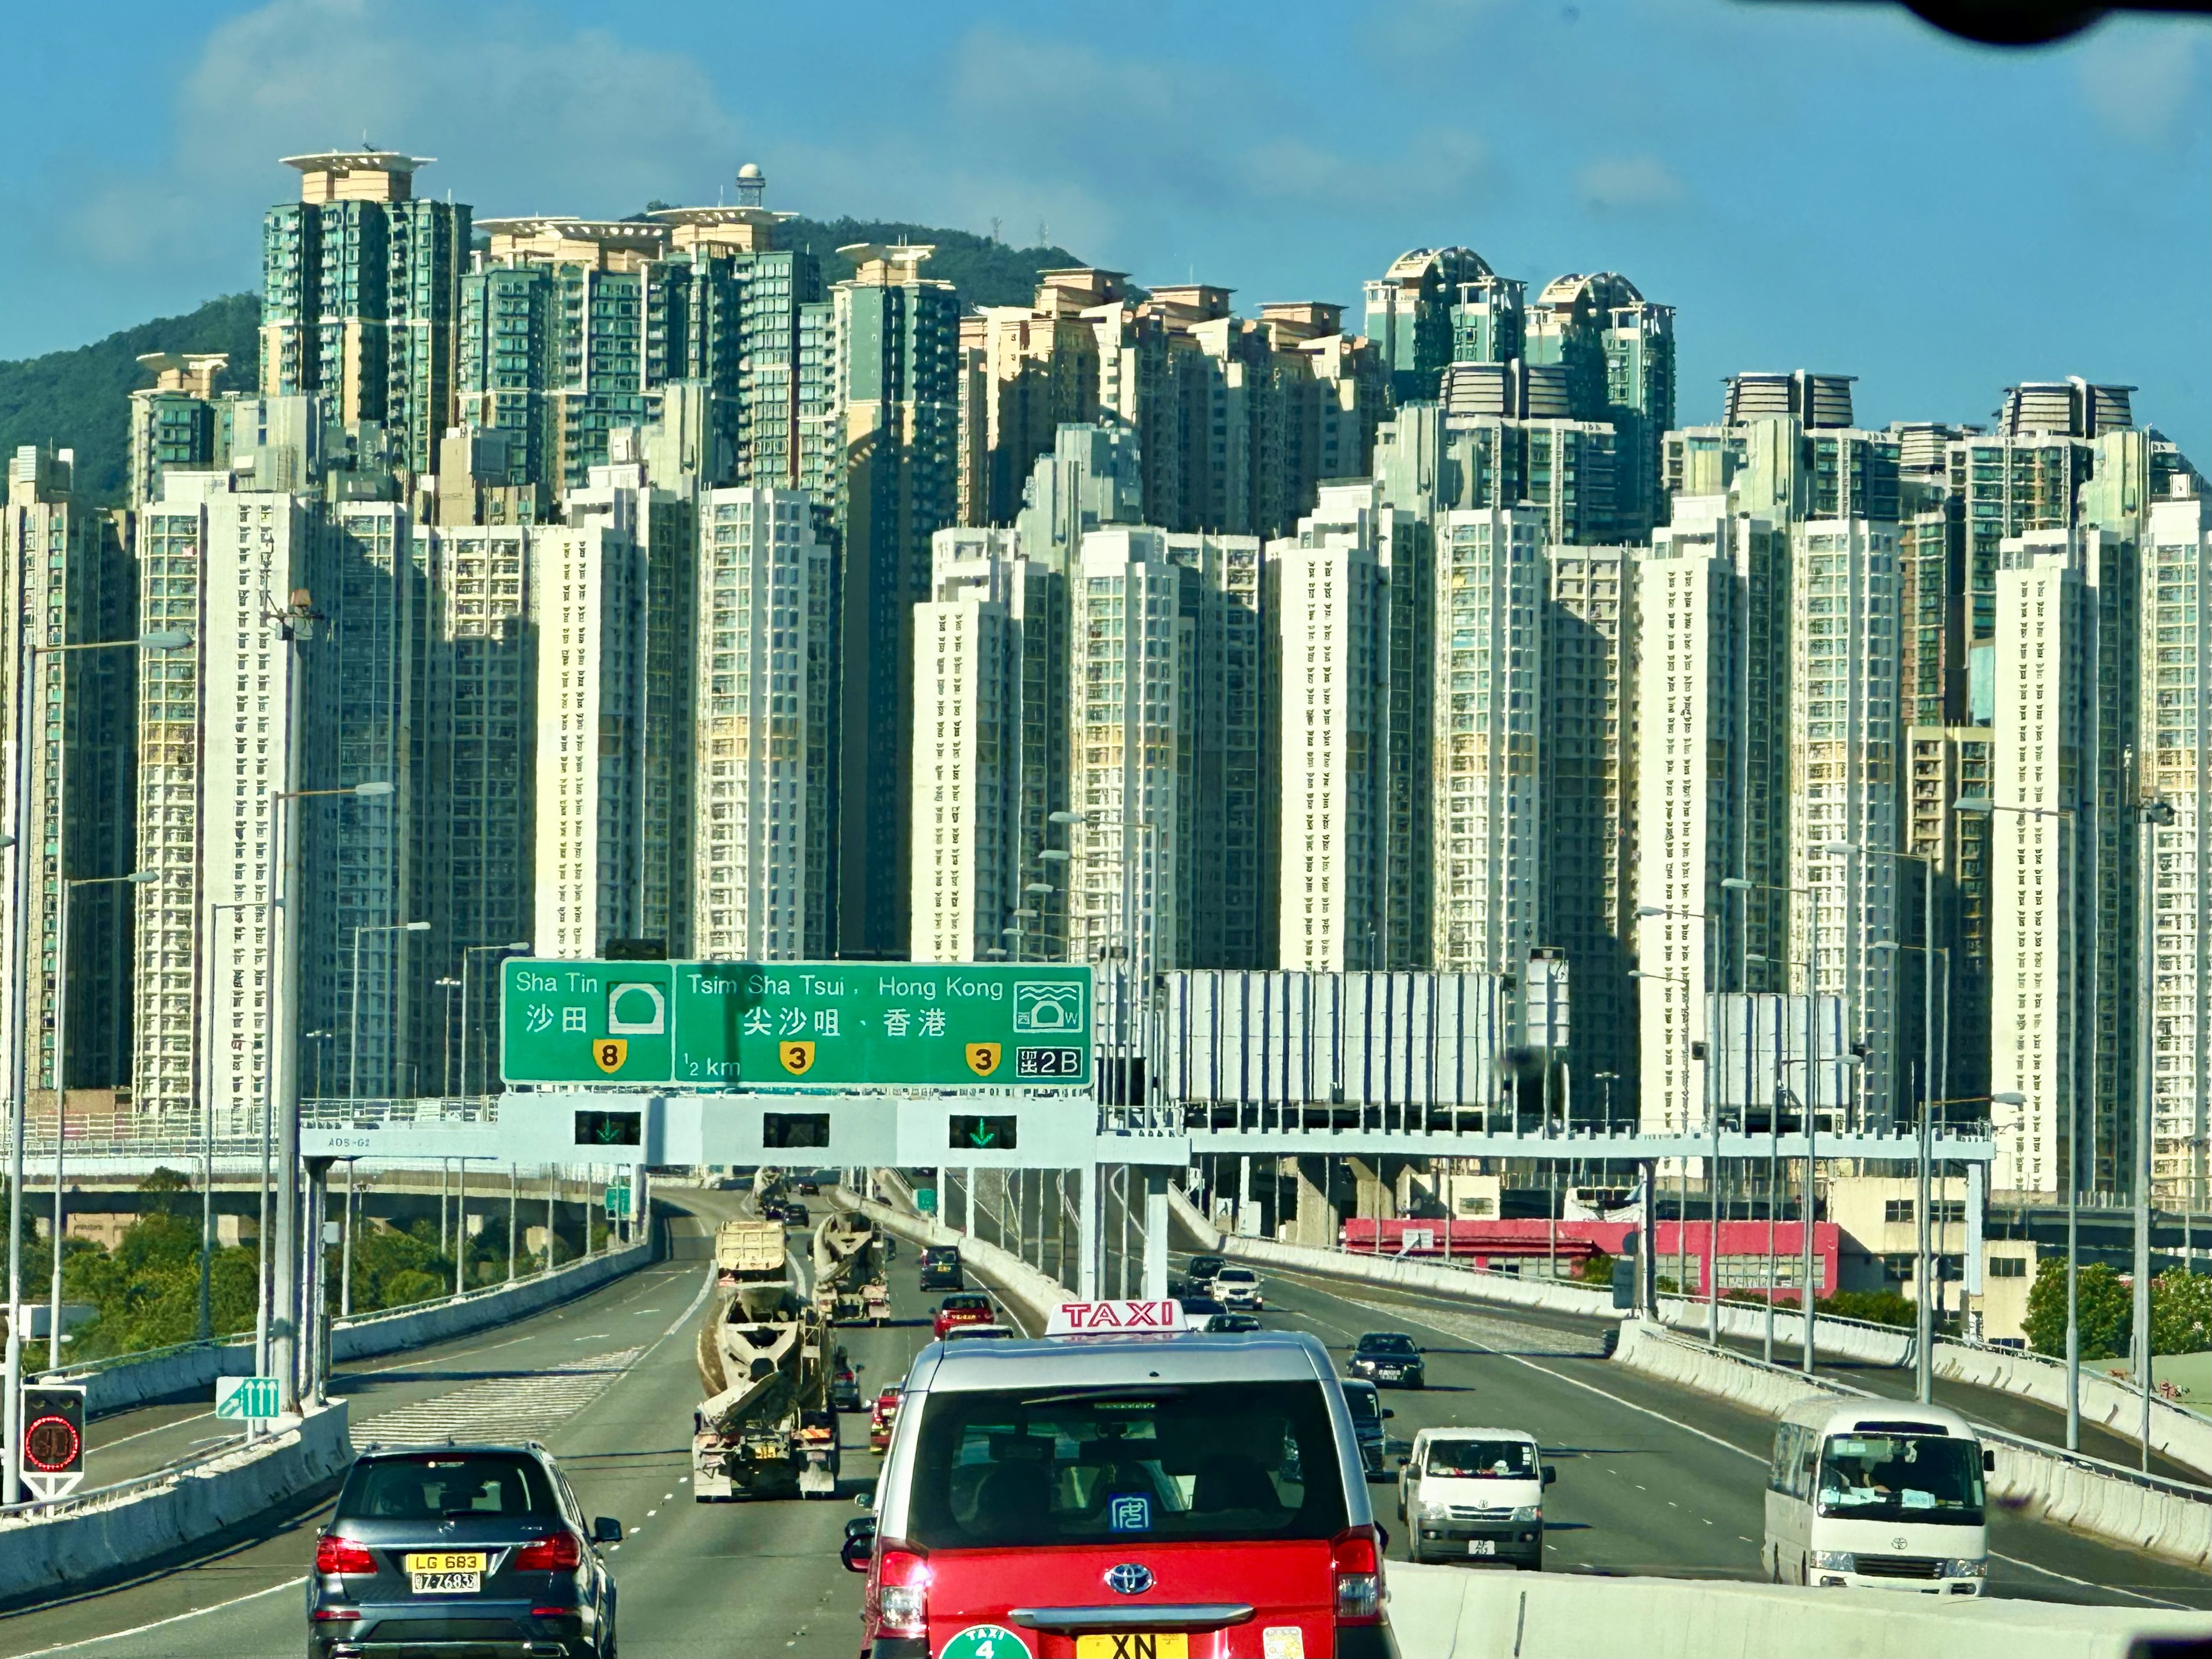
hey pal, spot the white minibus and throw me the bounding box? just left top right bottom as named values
left=1765, top=1398, right=1991, bottom=1594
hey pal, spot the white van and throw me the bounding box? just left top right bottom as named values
left=1764, top=1399, right=1991, bottom=1594
left=1395, top=1427, right=1551, bottom=1568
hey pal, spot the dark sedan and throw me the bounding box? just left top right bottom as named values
left=1348, top=1329, right=1427, bottom=1389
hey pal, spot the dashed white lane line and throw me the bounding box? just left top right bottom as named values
left=354, top=1347, right=644, bottom=1444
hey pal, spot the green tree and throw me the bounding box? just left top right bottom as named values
left=1815, top=1289, right=1918, bottom=1329
left=2150, top=1271, right=2211, bottom=1357
left=2023, top=1258, right=2132, bottom=1360
left=1578, top=1250, right=1616, bottom=1286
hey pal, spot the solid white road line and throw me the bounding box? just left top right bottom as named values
left=13, top=1575, right=305, bottom=1657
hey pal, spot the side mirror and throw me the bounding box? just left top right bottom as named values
left=591, top=1517, right=623, bottom=1543
left=1381, top=1409, right=1395, bottom=1420
left=1395, top=1455, right=1410, bottom=1469
left=855, top=1490, right=875, bottom=1510
left=841, top=1516, right=877, bottom=1572
left=1982, top=1449, right=1995, bottom=1473
left=1543, top=1467, right=1557, bottom=1487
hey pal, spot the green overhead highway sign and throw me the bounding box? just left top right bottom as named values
left=501, top=960, right=1091, bottom=1089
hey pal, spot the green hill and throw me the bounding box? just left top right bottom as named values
left=0, top=223, right=1087, bottom=508
left=0, top=294, right=261, bottom=506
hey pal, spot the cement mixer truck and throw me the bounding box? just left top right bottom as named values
left=811, top=1211, right=891, bottom=1327
left=693, top=1216, right=838, bottom=1501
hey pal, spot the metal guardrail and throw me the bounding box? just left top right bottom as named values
left=1644, top=1326, right=2212, bottom=1504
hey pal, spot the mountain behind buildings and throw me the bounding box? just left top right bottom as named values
left=0, top=217, right=1082, bottom=507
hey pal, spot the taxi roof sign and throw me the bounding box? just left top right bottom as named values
left=1045, top=1299, right=1190, bottom=1336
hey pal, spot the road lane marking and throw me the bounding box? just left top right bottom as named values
left=13, top=1573, right=305, bottom=1656
left=1990, top=1551, right=2190, bottom=1608
left=355, top=1347, right=643, bottom=1444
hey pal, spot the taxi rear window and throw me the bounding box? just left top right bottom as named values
left=907, top=1383, right=1348, bottom=1550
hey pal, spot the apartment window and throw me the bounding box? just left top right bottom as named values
left=1989, top=1256, right=2028, bottom=1280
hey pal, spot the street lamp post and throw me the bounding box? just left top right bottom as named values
left=265, top=778, right=394, bottom=1415
left=47, top=869, right=159, bottom=1366
left=349, top=921, right=430, bottom=1102
left=460, top=941, right=535, bottom=1099
left=1640, top=904, right=1725, bottom=1345
left=4, top=625, right=190, bottom=1506
left=1959, top=795, right=2082, bottom=1448
left=1628, top=964, right=1693, bottom=1317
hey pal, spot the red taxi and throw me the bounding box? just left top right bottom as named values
left=869, top=1387, right=903, bottom=1455
left=843, top=1300, right=1395, bottom=1658
left=933, top=1293, right=997, bottom=1341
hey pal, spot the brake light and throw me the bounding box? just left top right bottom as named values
left=870, top=1547, right=930, bottom=1639
left=313, top=1535, right=376, bottom=1576
left=1330, top=1525, right=1385, bottom=1625
left=513, top=1530, right=584, bottom=1572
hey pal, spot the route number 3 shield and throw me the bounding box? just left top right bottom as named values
left=965, top=1042, right=1001, bottom=1077
left=593, top=1038, right=628, bottom=1074
left=780, top=1040, right=816, bottom=1076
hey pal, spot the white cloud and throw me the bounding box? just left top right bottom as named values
left=1576, top=154, right=1688, bottom=214
left=69, top=0, right=743, bottom=268
left=2076, top=21, right=2203, bottom=144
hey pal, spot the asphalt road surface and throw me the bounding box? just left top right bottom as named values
left=0, top=1187, right=975, bottom=1659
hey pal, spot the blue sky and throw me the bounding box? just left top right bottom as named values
left=5, top=0, right=2207, bottom=457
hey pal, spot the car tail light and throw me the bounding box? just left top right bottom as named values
left=311, top=1608, right=359, bottom=1622
left=314, top=1535, right=376, bottom=1575
left=1330, top=1526, right=1385, bottom=1625
left=871, top=1547, right=930, bottom=1639
left=513, top=1530, right=584, bottom=1572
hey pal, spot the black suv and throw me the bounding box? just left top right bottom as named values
left=1348, top=1330, right=1427, bottom=1389
left=309, top=1443, right=621, bottom=1658
left=918, top=1244, right=965, bottom=1291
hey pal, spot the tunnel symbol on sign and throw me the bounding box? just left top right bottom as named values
left=1014, top=982, right=1080, bottom=1033
left=608, top=982, right=666, bottom=1034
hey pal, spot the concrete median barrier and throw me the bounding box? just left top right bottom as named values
left=0, top=1400, right=355, bottom=1611
left=331, top=1238, right=650, bottom=1361
left=1382, top=1562, right=2207, bottom=1658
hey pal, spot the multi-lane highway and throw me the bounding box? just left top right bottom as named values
left=1234, top=1259, right=2211, bottom=1608
left=2, top=1186, right=2201, bottom=1659
left=0, top=1186, right=969, bottom=1659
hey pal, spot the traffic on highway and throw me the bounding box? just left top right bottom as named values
left=0, top=1175, right=2204, bottom=1659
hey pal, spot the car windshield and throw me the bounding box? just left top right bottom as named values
left=1357, top=1334, right=1415, bottom=1355
left=907, top=1382, right=1349, bottom=1550
left=1816, top=1434, right=1983, bottom=1524
left=341, top=1455, right=555, bottom=1520
left=1425, top=1439, right=1535, bottom=1479
left=1190, top=1257, right=1224, bottom=1274
left=1217, top=1269, right=1255, bottom=1283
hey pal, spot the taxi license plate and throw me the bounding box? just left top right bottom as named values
left=1074, top=1637, right=1189, bottom=1659
left=404, top=1552, right=485, bottom=1594
left=1467, top=1539, right=1497, bottom=1557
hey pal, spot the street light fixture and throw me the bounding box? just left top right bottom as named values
left=4, top=626, right=193, bottom=1504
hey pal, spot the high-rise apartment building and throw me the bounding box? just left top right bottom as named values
left=956, top=270, right=1116, bottom=527
left=1066, top=527, right=1266, bottom=980
left=4, top=447, right=137, bottom=1110
left=1013, top=423, right=1144, bottom=572
left=128, top=353, right=227, bottom=508
left=1268, top=483, right=1393, bottom=971
left=2143, top=487, right=2211, bottom=1205
left=1524, top=273, right=1675, bottom=541
left=1987, top=531, right=2098, bottom=1195
left=908, top=530, right=1067, bottom=963
left=261, top=150, right=469, bottom=476
left=823, top=245, right=962, bottom=958
left=1430, top=508, right=1546, bottom=978
left=694, top=487, right=836, bottom=960
left=1362, top=247, right=1517, bottom=403
left=1543, top=543, right=1639, bottom=1123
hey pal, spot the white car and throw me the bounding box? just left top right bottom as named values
left=1397, top=1426, right=1552, bottom=1568
left=1214, top=1265, right=1264, bottom=1310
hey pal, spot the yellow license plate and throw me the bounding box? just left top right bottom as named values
left=403, top=1552, right=487, bottom=1574
left=1074, top=1636, right=1190, bottom=1659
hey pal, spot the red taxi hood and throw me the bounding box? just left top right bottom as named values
left=922, top=1540, right=1333, bottom=1659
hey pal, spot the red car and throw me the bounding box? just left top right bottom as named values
left=868, top=1387, right=902, bottom=1455
left=844, top=1302, right=1393, bottom=1658
left=932, top=1293, right=995, bottom=1341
